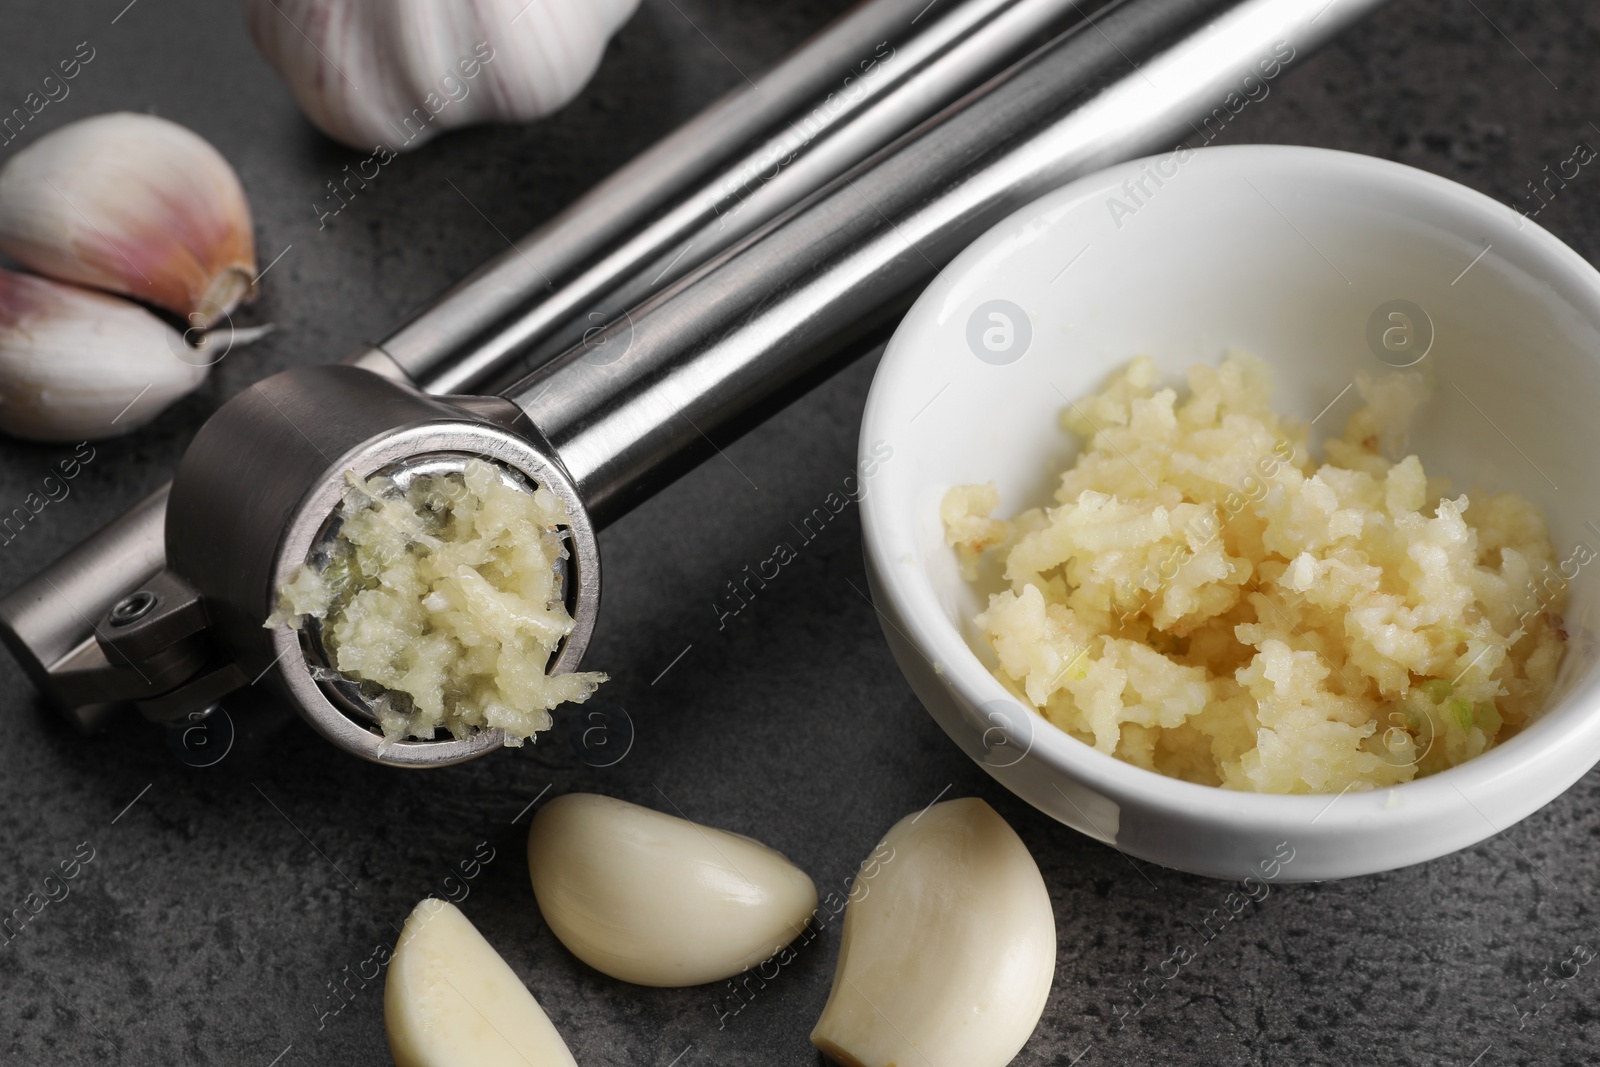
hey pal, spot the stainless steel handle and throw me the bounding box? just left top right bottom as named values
left=390, top=0, right=1071, bottom=391
left=510, top=0, right=1387, bottom=525
left=0, top=487, right=169, bottom=732
left=417, top=0, right=1107, bottom=394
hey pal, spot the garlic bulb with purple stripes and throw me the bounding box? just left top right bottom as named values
left=245, top=0, right=641, bottom=152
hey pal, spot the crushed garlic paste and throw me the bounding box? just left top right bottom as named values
left=943, top=354, right=1566, bottom=793
left=272, top=458, right=604, bottom=745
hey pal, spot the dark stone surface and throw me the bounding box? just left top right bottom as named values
left=1, top=1, right=1598, bottom=1065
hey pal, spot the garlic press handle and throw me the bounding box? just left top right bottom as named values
left=509, top=0, right=1388, bottom=524
left=0, top=486, right=169, bottom=730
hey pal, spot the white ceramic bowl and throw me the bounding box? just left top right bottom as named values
left=860, top=144, right=1600, bottom=881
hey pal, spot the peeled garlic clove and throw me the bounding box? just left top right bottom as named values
left=527, top=793, right=818, bottom=987
left=385, top=898, right=579, bottom=1067
left=0, top=113, right=256, bottom=328
left=811, top=798, right=1056, bottom=1067
left=0, top=269, right=206, bottom=442
left=245, top=0, right=641, bottom=152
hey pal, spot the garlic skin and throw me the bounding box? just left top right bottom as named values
left=0, top=269, right=206, bottom=442
left=385, top=898, right=579, bottom=1067
left=810, top=798, right=1056, bottom=1067
left=245, top=0, right=642, bottom=153
left=0, top=113, right=256, bottom=328
left=527, top=793, right=818, bottom=987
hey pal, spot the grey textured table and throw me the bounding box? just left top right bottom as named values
left=2, top=1, right=1598, bottom=1065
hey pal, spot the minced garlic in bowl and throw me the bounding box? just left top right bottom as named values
left=271, top=457, right=605, bottom=745
left=943, top=353, right=1566, bottom=794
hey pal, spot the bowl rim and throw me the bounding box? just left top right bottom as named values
left=859, top=142, right=1600, bottom=833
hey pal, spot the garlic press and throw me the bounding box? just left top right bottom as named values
left=0, top=0, right=1384, bottom=766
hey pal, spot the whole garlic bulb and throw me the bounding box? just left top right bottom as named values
left=0, top=269, right=207, bottom=441
left=245, top=0, right=642, bottom=152
left=0, top=113, right=257, bottom=329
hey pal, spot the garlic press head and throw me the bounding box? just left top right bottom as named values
left=116, top=364, right=601, bottom=767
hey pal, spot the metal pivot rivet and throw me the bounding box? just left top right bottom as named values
left=110, top=590, right=158, bottom=627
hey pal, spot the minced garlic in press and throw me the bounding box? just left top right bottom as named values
left=272, top=458, right=604, bottom=745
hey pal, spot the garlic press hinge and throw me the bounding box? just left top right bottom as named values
left=93, top=569, right=248, bottom=725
